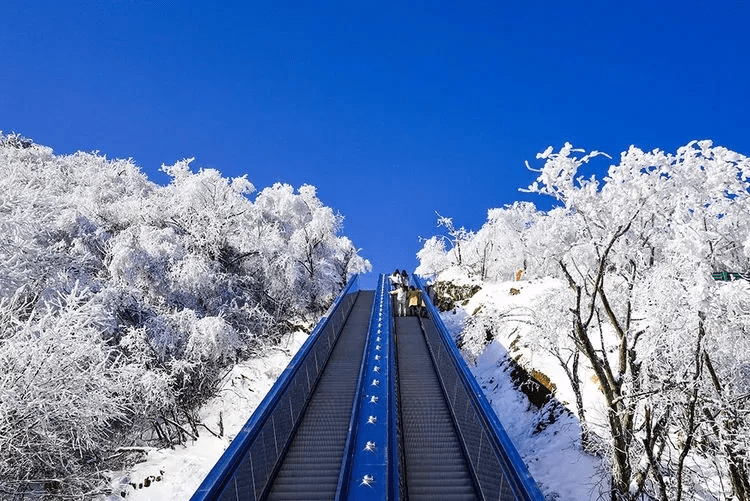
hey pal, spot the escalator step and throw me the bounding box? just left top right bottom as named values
left=265, top=291, right=374, bottom=501
left=396, top=316, right=480, bottom=500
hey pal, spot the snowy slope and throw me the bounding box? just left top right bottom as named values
left=103, top=332, right=308, bottom=500
left=436, top=272, right=605, bottom=500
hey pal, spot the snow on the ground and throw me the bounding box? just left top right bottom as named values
left=472, top=341, right=603, bottom=500
left=102, top=331, right=308, bottom=501
left=448, top=276, right=609, bottom=427
left=438, top=275, right=606, bottom=500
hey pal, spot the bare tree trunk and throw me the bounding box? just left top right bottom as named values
left=674, top=316, right=706, bottom=501
left=632, top=406, right=670, bottom=501
left=554, top=348, right=592, bottom=448
left=703, top=352, right=750, bottom=501
left=559, top=223, right=639, bottom=501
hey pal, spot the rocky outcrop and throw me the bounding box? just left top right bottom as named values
left=430, top=281, right=481, bottom=311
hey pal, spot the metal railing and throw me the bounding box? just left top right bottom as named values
left=414, top=276, right=544, bottom=501
left=191, top=275, right=361, bottom=501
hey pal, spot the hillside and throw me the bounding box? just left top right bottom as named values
left=415, top=141, right=750, bottom=500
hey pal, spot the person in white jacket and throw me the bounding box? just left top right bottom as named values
left=389, top=284, right=408, bottom=317
left=389, top=269, right=403, bottom=289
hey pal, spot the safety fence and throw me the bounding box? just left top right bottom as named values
left=414, top=276, right=544, bottom=501
left=191, top=275, right=361, bottom=501
left=712, top=270, right=750, bottom=281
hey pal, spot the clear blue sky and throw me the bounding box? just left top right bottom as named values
left=2, top=2, right=749, bottom=288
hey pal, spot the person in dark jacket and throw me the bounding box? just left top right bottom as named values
left=400, top=270, right=409, bottom=287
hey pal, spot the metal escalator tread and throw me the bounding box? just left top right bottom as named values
left=266, top=290, right=374, bottom=501
left=396, top=316, right=480, bottom=501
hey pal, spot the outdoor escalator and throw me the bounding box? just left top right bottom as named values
left=192, top=274, right=543, bottom=501
left=265, top=290, right=374, bottom=500
left=395, top=315, right=480, bottom=500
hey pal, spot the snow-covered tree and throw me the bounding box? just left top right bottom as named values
left=0, top=132, right=370, bottom=497
left=416, top=203, right=541, bottom=281
left=0, top=284, right=143, bottom=495
left=418, top=140, right=750, bottom=501
left=525, top=141, right=750, bottom=501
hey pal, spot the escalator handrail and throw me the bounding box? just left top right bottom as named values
left=387, top=284, right=402, bottom=501
left=191, top=274, right=360, bottom=500
left=413, top=275, right=544, bottom=501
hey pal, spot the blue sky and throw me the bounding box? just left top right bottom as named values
left=2, top=2, right=749, bottom=288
